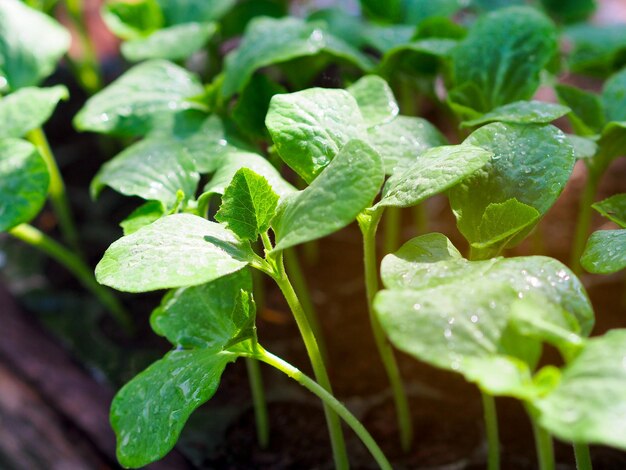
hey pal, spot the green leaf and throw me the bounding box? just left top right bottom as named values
left=592, top=121, right=626, bottom=176
left=202, top=151, right=295, bottom=199
left=151, top=269, right=254, bottom=348
left=91, top=138, right=199, bottom=208
left=378, top=39, right=457, bottom=77
left=602, top=67, right=626, bottom=123
left=535, top=329, right=626, bottom=450
left=360, top=24, right=415, bottom=53
left=222, top=17, right=373, bottom=98
left=374, top=144, right=492, bottom=209
left=564, top=24, right=626, bottom=77
left=404, top=0, right=464, bottom=24
left=449, top=123, right=575, bottom=251
left=380, top=233, right=594, bottom=335
left=461, top=101, right=570, bottom=128
left=232, top=73, right=286, bottom=140
left=74, top=60, right=204, bottom=137
left=266, top=87, right=366, bottom=183
left=448, top=7, right=557, bottom=116
left=156, top=0, right=235, bottom=24
left=581, top=229, right=626, bottom=274
left=593, top=194, right=626, bottom=228
left=554, top=84, right=605, bottom=136
left=120, top=201, right=165, bottom=235
left=540, top=0, right=596, bottom=24
left=121, top=22, right=217, bottom=62
left=0, top=0, right=70, bottom=90
left=272, top=139, right=384, bottom=252
left=375, top=280, right=541, bottom=398
left=215, top=168, right=279, bottom=241
left=0, top=138, right=49, bottom=231
left=102, top=0, right=164, bottom=40
left=360, top=0, right=402, bottom=22
left=567, top=135, right=598, bottom=162
left=347, top=75, right=398, bottom=128
left=95, top=213, right=251, bottom=292
left=0, top=86, right=68, bottom=138
left=367, top=116, right=448, bottom=175
left=111, top=348, right=234, bottom=468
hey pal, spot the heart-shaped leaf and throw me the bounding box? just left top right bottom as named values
left=0, top=85, right=68, bottom=138
left=347, top=75, right=399, bottom=127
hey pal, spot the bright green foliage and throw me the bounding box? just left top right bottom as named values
left=216, top=168, right=279, bottom=241
left=347, top=75, right=399, bottom=127
left=112, top=274, right=255, bottom=468
left=0, top=0, right=70, bottom=90
left=564, top=24, right=626, bottom=77
left=593, top=122, right=626, bottom=176
left=567, top=135, right=598, bottom=161
left=581, top=230, right=626, bottom=274
left=449, top=123, right=575, bottom=255
left=602, top=67, right=626, bottom=122
left=221, top=16, right=373, bottom=98
left=157, top=0, right=236, bottom=24
left=404, top=0, right=463, bottom=24
left=555, top=84, right=605, bottom=136
left=367, top=116, right=448, bottom=174
left=202, top=151, right=295, bottom=199
left=121, top=22, right=217, bottom=61
left=374, top=144, right=492, bottom=209
left=150, top=270, right=253, bottom=348
left=74, top=60, right=205, bottom=137
left=266, top=88, right=366, bottom=183
left=593, top=194, right=626, bottom=227
left=119, top=201, right=164, bottom=235
left=102, top=0, right=164, bottom=40
left=536, top=329, right=626, bottom=450
left=0, top=86, right=68, bottom=138
left=461, top=101, right=570, bottom=128
left=378, top=39, right=457, bottom=78
left=448, top=7, right=557, bottom=117
left=380, top=233, right=593, bottom=334
left=0, top=138, right=49, bottom=232
left=540, top=0, right=596, bottom=23
left=272, top=139, right=384, bottom=252
left=91, top=138, right=199, bottom=208
left=95, top=214, right=252, bottom=292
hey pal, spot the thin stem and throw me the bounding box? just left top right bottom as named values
left=27, top=128, right=81, bottom=254
left=360, top=210, right=413, bottom=452
left=245, top=358, right=269, bottom=448
left=64, top=0, right=103, bottom=94
left=529, top=412, right=555, bottom=470
left=284, top=247, right=328, bottom=361
left=271, top=254, right=349, bottom=469
left=383, top=206, right=401, bottom=255
left=8, top=224, right=133, bottom=333
left=411, top=203, right=427, bottom=237
left=573, top=443, right=593, bottom=470
left=256, top=346, right=392, bottom=470
left=570, top=170, right=600, bottom=275
left=481, top=392, right=500, bottom=470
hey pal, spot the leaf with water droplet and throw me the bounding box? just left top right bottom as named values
left=347, top=75, right=399, bottom=127
left=592, top=194, right=626, bottom=228
left=581, top=229, right=626, bottom=274
left=461, top=101, right=570, bottom=128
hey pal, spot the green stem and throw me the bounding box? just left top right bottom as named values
left=245, top=358, right=269, bottom=448
left=284, top=247, right=328, bottom=361
left=529, top=412, right=555, bottom=470
left=383, top=206, right=401, bottom=255
left=8, top=224, right=133, bottom=333
left=411, top=203, right=427, bottom=237
left=360, top=210, right=413, bottom=452
left=256, top=346, right=392, bottom=470
left=570, top=171, right=600, bottom=275
left=573, top=443, right=593, bottom=470
left=26, top=128, right=81, bottom=254
left=271, top=254, right=349, bottom=469
left=65, top=0, right=103, bottom=94
left=482, top=392, right=500, bottom=470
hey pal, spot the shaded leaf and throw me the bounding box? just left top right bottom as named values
left=564, top=24, right=626, bottom=77
left=593, top=194, right=626, bottom=228
left=120, top=201, right=165, bottom=235
left=232, top=73, right=285, bottom=140
left=602, top=67, right=626, bottom=123
left=554, top=84, right=605, bottom=136
left=156, top=0, right=235, bottom=25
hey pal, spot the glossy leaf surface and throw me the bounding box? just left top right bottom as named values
left=0, top=86, right=68, bottom=138
left=593, top=194, right=626, bottom=228
left=347, top=75, right=398, bottom=127
left=581, top=230, right=626, bottom=274
left=461, top=101, right=570, bottom=128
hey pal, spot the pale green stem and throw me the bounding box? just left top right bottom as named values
left=411, top=203, right=427, bottom=237
left=482, top=392, right=500, bottom=470
left=245, top=358, right=269, bottom=448
left=573, top=443, right=593, bottom=470
left=284, top=247, right=328, bottom=361
left=8, top=224, right=132, bottom=332
left=65, top=0, right=103, bottom=94
left=361, top=210, right=413, bottom=452
left=529, top=412, right=555, bottom=470
left=255, top=346, right=392, bottom=470
left=383, top=206, right=401, bottom=255
left=570, top=171, right=600, bottom=275
left=271, top=254, right=349, bottom=469
left=26, top=128, right=81, bottom=254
